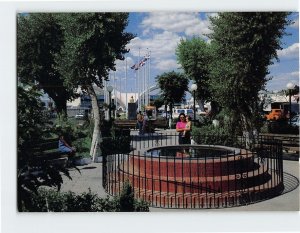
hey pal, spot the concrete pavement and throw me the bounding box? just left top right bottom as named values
left=60, top=129, right=299, bottom=211
left=61, top=158, right=299, bottom=211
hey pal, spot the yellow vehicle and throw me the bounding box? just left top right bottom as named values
left=265, top=109, right=284, bottom=121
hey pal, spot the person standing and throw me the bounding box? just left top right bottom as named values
left=136, top=111, right=144, bottom=135
left=182, top=115, right=192, bottom=144
left=176, top=113, right=187, bottom=144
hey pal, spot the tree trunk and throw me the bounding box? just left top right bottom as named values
left=49, top=94, right=67, bottom=117
left=86, top=85, right=102, bottom=162
left=197, top=98, right=205, bottom=112
left=241, top=113, right=256, bottom=149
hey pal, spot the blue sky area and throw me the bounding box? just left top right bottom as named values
left=110, top=12, right=299, bottom=94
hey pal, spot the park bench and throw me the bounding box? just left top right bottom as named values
left=114, top=120, right=137, bottom=129
left=260, top=133, right=299, bottom=154
left=30, top=138, right=81, bottom=171
left=114, top=119, right=168, bottom=130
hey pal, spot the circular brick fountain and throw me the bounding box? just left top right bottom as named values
left=115, top=145, right=284, bottom=208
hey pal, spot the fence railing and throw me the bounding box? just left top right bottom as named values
left=103, top=133, right=284, bottom=209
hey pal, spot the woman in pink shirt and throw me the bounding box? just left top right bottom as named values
left=176, top=113, right=188, bottom=144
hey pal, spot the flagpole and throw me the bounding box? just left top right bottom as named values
left=147, top=50, right=150, bottom=107
left=113, top=71, right=116, bottom=118
left=138, top=47, right=141, bottom=112
left=144, top=61, right=146, bottom=107
left=148, top=50, right=151, bottom=106
left=125, top=55, right=128, bottom=119
left=135, top=71, right=137, bottom=110
left=142, top=59, right=144, bottom=108
left=119, top=72, right=122, bottom=114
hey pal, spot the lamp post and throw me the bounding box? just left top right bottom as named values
left=190, top=83, right=198, bottom=121
left=112, top=94, right=116, bottom=118
left=286, top=82, right=295, bottom=125
left=107, top=85, right=113, bottom=121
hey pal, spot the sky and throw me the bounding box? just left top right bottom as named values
left=110, top=12, right=299, bottom=94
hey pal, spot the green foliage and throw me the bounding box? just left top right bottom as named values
left=156, top=71, right=189, bottom=117
left=53, top=117, right=91, bottom=156
left=191, top=108, right=244, bottom=146
left=208, top=12, right=291, bottom=132
left=101, top=131, right=131, bottom=156
left=55, top=13, right=134, bottom=159
left=115, top=182, right=150, bottom=212
left=176, top=13, right=291, bottom=133
left=266, top=120, right=299, bottom=134
left=21, top=185, right=149, bottom=212
left=17, top=87, right=79, bottom=211
left=17, top=13, right=76, bottom=114
left=18, top=86, right=48, bottom=156
left=153, top=96, right=164, bottom=110
left=117, top=181, right=134, bottom=211
left=56, top=13, right=134, bottom=89
left=192, top=125, right=237, bottom=147
left=176, top=37, right=212, bottom=101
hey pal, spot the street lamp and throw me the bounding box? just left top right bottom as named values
left=286, top=82, right=295, bottom=125
left=111, top=94, right=116, bottom=118
left=107, top=85, right=113, bottom=120
left=190, top=83, right=198, bottom=121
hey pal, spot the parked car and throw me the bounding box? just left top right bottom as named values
left=289, top=114, right=299, bottom=127
left=162, top=112, right=171, bottom=118
left=173, top=109, right=194, bottom=119
left=75, top=113, right=85, bottom=119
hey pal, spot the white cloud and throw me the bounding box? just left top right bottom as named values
left=277, top=43, right=299, bottom=59
left=289, top=71, right=299, bottom=78
left=267, top=70, right=299, bottom=91
left=115, top=56, right=134, bottom=70
left=124, top=13, right=215, bottom=73
left=141, top=12, right=212, bottom=38
left=127, top=31, right=183, bottom=71
left=154, top=59, right=179, bottom=71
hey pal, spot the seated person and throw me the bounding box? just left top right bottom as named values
left=58, top=134, right=76, bottom=156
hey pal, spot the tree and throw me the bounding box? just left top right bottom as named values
left=17, top=85, right=73, bottom=211
left=56, top=13, right=134, bottom=161
left=17, top=13, right=76, bottom=115
left=176, top=37, right=212, bottom=109
left=153, top=96, right=164, bottom=111
left=156, top=71, right=189, bottom=119
left=208, top=12, right=290, bottom=134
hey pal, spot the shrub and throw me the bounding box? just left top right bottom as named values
left=114, top=181, right=149, bottom=212
left=192, top=124, right=237, bottom=147
left=20, top=184, right=149, bottom=212
left=266, top=120, right=299, bottom=134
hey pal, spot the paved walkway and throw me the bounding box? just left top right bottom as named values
left=61, top=157, right=299, bottom=212
left=60, top=129, right=299, bottom=211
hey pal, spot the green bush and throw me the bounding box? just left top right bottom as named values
left=115, top=181, right=149, bottom=212
left=192, top=124, right=237, bottom=147
left=53, top=117, right=91, bottom=157
left=266, top=120, right=299, bottom=134
left=101, top=136, right=131, bottom=156
left=21, top=185, right=149, bottom=212
left=101, top=128, right=131, bottom=156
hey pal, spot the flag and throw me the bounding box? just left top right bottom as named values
left=144, top=54, right=150, bottom=60
left=131, top=54, right=150, bottom=71
left=139, top=60, right=146, bottom=67
left=131, top=63, right=139, bottom=70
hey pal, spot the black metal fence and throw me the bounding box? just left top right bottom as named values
left=103, top=133, right=284, bottom=209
